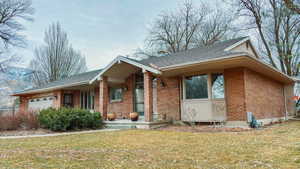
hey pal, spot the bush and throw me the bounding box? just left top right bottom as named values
left=38, top=108, right=102, bottom=131
left=0, top=111, right=39, bottom=131
left=0, top=115, right=21, bottom=130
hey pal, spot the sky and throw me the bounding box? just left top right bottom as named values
left=17, top=0, right=216, bottom=71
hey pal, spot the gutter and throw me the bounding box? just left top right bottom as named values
left=159, top=53, right=294, bottom=83
left=12, top=81, right=89, bottom=96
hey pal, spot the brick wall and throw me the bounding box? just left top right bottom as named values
left=107, top=75, right=134, bottom=119
left=156, top=77, right=181, bottom=121
left=225, top=67, right=286, bottom=121
left=224, top=68, right=247, bottom=121
left=244, top=69, right=285, bottom=119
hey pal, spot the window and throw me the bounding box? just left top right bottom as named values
left=211, top=73, right=225, bottom=99
left=185, top=75, right=208, bottom=99
left=80, top=91, right=95, bottom=110
left=110, top=88, right=123, bottom=102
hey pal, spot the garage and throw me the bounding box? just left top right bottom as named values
left=28, top=96, right=54, bottom=111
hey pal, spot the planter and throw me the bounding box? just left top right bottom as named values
left=129, top=112, right=139, bottom=121
left=107, top=113, right=116, bottom=121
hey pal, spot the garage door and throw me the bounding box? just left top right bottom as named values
left=28, top=96, right=54, bottom=111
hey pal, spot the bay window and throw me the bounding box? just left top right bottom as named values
left=184, top=73, right=225, bottom=100
left=185, top=75, right=208, bottom=99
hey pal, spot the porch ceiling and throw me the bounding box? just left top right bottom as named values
left=103, top=62, right=140, bottom=82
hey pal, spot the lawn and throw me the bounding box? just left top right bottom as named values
left=0, top=121, right=300, bottom=169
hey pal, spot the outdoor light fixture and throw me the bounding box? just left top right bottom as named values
left=123, top=86, right=128, bottom=91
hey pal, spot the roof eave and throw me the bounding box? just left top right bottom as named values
left=160, top=54, right=295, bottom=83
left=12, top=81, right=89, bottom=96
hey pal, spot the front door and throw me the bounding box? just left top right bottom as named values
left=134, top=72, right=144, bottom=116
left=63, top=94, right=73, bottom=108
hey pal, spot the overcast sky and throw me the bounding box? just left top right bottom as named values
left=17, top=0, right=220, bottom=70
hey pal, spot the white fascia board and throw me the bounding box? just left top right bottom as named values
left=14, top=81, right=89, bottom=95
left=160, top=53, right=294, bottom=83
left=89, top=56, right=161, bottom=84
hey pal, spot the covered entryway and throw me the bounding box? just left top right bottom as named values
left=94, top=56, right=162, bottom=122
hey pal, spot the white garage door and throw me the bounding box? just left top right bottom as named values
left=28, top=96, right=54, bottom=111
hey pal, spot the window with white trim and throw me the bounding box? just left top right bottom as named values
left=110, top=88, right=123, bottom=102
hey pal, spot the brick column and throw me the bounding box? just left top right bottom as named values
left=144, top=71, right=153, bottom=122
left=54, top=90, right=63, bottom=109
left=19, top=96, right=28, bottom=112
left=99, top=76, right=109, bottom=120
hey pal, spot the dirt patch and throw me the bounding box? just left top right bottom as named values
left=0, top=129, right=53, bottom=136
left=157, top=125, right=253, bottom=132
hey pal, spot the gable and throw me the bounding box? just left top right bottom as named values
left=229, top=41, right=259, bottom=58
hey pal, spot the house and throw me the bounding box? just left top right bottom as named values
left=13, top=37, right=296, bottom=127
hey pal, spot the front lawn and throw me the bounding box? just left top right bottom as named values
left=0, top=121, right=300, bottom=169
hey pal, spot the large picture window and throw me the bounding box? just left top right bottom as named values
left=185, top=75, right=208, bottom=99
left=80, top=90, right=95, bottom=110
left=110, top=88, right=123, bottom=102
left=211, top=73, right=225, bottom=99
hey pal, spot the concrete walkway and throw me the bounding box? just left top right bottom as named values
left=0, top=128, right=120, bottom=139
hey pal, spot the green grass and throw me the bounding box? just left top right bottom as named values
left=0, top=121, right=300, bottom=169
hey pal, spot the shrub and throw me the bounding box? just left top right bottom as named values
left=38, top=108, right=102, bottom=131
left=0, top=115, right=21, bottom=130
left=17, top=111, right=40, bottom=129
left=0, top=111, right=39, bottom=131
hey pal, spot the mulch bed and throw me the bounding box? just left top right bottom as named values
left=0, top=129, right=53, bottom=136
left=157, top=125, right=253, bottom=133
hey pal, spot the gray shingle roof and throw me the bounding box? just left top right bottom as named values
left=14, top=37, right=250, bottom=95
left=139, top=37, right=249, bottom=68
left=15, top=69, right=102, bottom=94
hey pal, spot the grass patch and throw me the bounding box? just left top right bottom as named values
left=0, top=121, right=300, bottom=168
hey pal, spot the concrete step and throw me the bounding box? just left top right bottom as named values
left=105, top=124, right=137, bottom=129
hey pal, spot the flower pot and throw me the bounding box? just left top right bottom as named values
left=107, top=113, right=116, bottom=121
left=129, top=112, right=139, bottom=121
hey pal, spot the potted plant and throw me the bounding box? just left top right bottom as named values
left=129, top=112, right=139, bottom=121
left=107, top=112, right=116, bottom=121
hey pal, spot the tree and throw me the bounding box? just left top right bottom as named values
left=0, top=0, right=34, bottom=71
left=235, top=0, right=300, bottom=76
left=143, top=0, right=234, bottom=57
left=29, top=22, right=87, bottom=86
left=283, top=0, right=300, bottom=14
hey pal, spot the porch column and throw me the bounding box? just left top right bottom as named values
left=144, top=71, right=153, bottom=122
left=99, top=76, right=109, bottom=119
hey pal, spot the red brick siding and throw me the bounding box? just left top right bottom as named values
left=94, top=87, right=100, bottom=112
left=156, top=76, right=181, bottom=121
left=224, top=68, right=247, bottom=121
left=225, top=67, right=285, bottom=121
left=72, top=90, right=80, bottom=108
left=244, top=69, right=285, bottom=119
left=107, top=75, right=134, bottom=119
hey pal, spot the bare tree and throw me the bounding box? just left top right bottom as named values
left=0, top=0, right=34, bottom=71
left=235, top=0, right=300, bottom=76
left=30, top=22, right=87, bottom=86
left=283, top=0, right=300, bottom=14
left=144, top=0, right=234, bottom=57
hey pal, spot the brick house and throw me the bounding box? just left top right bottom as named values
left=13, top=37, right=296, bottom=127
